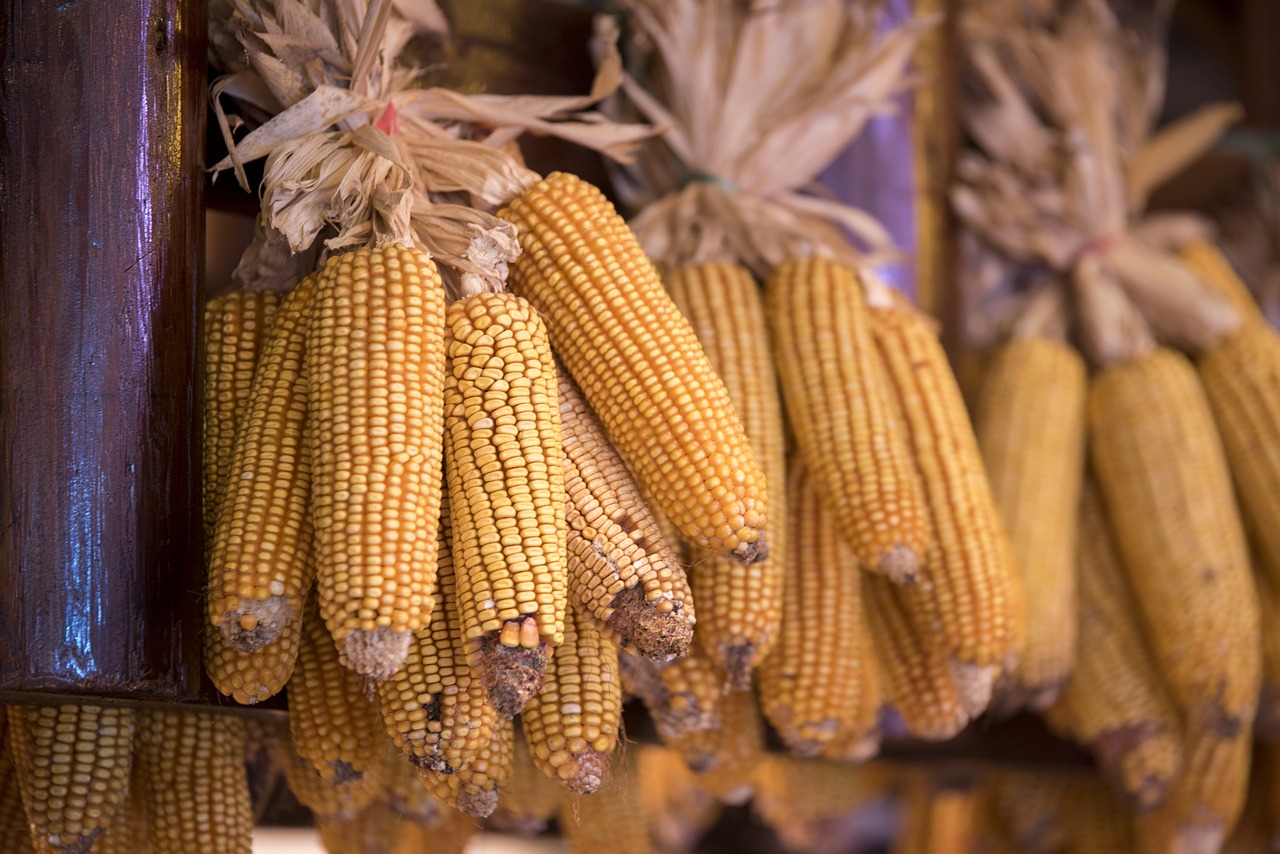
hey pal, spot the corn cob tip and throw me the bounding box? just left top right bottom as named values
left=824, top=732, right=881, bottom=763
left=731, top=531, right=769, bottom=565
left=477, top=631, right=549, bottom=718
left=877, top=545, right=920, bottom=586
left=555, top=747, right=608, bottom=795
left=219, top=596, right=292, bottom=652
left=454, top=787, right=500, bottom=819
left=1093, top=725, right=1178, bottom=812
left=607, top=585, right=694, bottom=662
left=1024, top=683, right=1064, bottom=713
left=341, top=628, right=412, bottom=681
left=721, top=646, right=755, bottom=692
left=947, top=661, right=998, bottom=717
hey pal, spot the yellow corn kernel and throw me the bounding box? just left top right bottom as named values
left=559, top=751, right=649, bottom=854
left=1045, top=483, right=1183, bottom=811
left=1199, top=320, right=1280, bottom=591
left=758, top=459, right=874, bottom=756
left=378, top=490, right=497, bottom=774
left=821, top=613, right=883, bottom=762
left=443, top=289, right=567, bottom=715
left=208, top=274, right=315, bottom=652
left=863, top=573, right=971, bottom=741
left=498, top=172, right=768, bottom=561
left=666, top=262, right=785, bottom=684
left=1090, top=347, right=1260, bottom=735
left=420, top=718, right=515, bottom=818
left=623, top=645, right=725, bottom=770
left=7, top=704, right=134, bottom=854
left=767, top=257, right=929, bottom=583
left=1134, top=726, right=1252, bottom=854
left=204, top=621, right=301, bottom=706
left=91, top=764, right=150, bottom=854
left=975, top=335, right=1086, bottom=707
left=497, top=723, right=563, bottom=826
left=521, top=606, right=622, bottom=795
left=306, top=245, right=447, bottom=679
left=872, top=300, right=1023, bottom=701
left=1178, top=239, right=1263, bottom=322
left=288, top=598, right=386, bottom=808
left=134, top=709, right=253, bottom=854
left=201, top=288, right=280, bottom=557
left=558, top=367, right=694, bottom=661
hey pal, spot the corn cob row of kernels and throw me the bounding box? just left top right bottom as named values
left=6, top=704, right=135, bottom=854
left=558, top=751, right=652, bottom=854
left=1044, top=483, right=1183, bottom=811
left=133, top=709, right=254, bottom=854
left=621, top=646, right=726, bottom=771
left=499, top=172, right=769, bottom=562
left=766, top=257, right=929, bottom=584
left=975, top=335, right=1086, bottom=709
left=758, top=457, right=874, bottom=756
left=557, top=367, right=694, bottom=661
left=0, top=722, right=33, bottom=854
left=496, top=723, right=563, bottom=827
left=871, top=300, right=1024, bottom=706
left=443, top=289, right=567, bottom=716
left=665, top=262, right=786, bottom=686
left=419, top=715, right=515, bottom=818
left=520, top=606, right=622, bottom=795
left=377, top=488, right=497, bottom=775
left=678, top=685, right=766, bottom=805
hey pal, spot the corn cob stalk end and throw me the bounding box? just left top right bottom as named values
left=948, top=662, right=999, bottom=717
left=341, top=628, right=412, bottom=682
left=219, top=596, right=294, bottom=652
left=551, top=748, right=608, bottom=796
left=879, top=544, right=921, bottom=586
left=606, top=584, right=695, bottom=662
left=476, top=625, right=550, bottom=718
left=1093, top=724, right=1182, bottom=811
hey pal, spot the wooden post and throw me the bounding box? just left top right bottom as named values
left=0, top=0, right=207, bottom=702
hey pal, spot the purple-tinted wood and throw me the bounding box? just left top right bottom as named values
left=0, top=0, right=207, bottom=701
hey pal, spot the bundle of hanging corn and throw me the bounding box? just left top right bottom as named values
left=603, top=0, right=1025, bottom=797
left=200, top=0, right=789, bottom=833
left=954, top=0, right=1280, bottom=849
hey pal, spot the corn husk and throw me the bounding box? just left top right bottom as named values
left=604, top=0, right=934, bottom=279
left=954, top=0, right=1244, bottom=360
left=208, top=0, right=654, bottom=295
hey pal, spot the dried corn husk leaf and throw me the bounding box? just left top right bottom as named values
left=607, top=0, right=933, bottom=277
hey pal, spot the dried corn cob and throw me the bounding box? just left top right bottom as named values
left=975, top=335, right=1086, bottom=707
left=7, top=704, right=134, bottom=854
left=288, top=598, right=386, bottom=808
left=0, top=723, right=34, bottom=854
left=134, top=709, right=252, bottom=854
left=767, top=257, right=928, bottom=583
left=986, top=772, right=1073, bottom=854
left=666, top=262, right=785, bottom=684
left=622, top=648, right=725, bottom=770
left=821, top=614, right=884, bottom=762
left=443, top=289, right=566, bottom=715
left=267, top=719, right=372, bottom=820
left=684, top=687, right=765, bottom=805
left=202, top=288, right=280, bottom=555
left=315, top=798, right=409, bottom=854
left=871, top=299, right=1022, bottom=703
left=420, top=717, right=515, bottom=818
left=1046, top=483, right=1183, bottom=810
left=499, top=172, right=768, bottom=561
left=864, top=573, right=972, bottom=741
left=376, top=744, right=440, bottom=828
left=559, top=752, right=650, bottom=854
left=1199, top=320, right=1280, bottom=590
left=521, top=606, right=621, bottom=794
left=895, top=781, right=980, bottom=854
left=1134, top=726, right=1252, bottom=854
left=1090, top=347, right=1260, bottom=735
left=204, top=626, right=301, bottom=706
left=208, top=275, right=315, bottom=653
left=378, top=489, right=497, bottom=774
left=497, top=723, right=562, bottom=828
left=306, top=245, right=447, bottom=679
left=1178, top=240, right=1263, bottom=323
left=91, top=772, right=148, bottom=854
left=558, top=367, right=694, bottom=661
left=758, top=459, right=871, bottom=755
